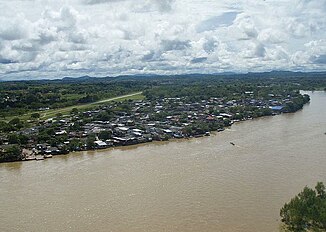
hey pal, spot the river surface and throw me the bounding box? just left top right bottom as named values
left=1, top=91, right=325, bottom=232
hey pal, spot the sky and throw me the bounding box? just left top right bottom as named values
left=0, top=0, right=325, bottom=80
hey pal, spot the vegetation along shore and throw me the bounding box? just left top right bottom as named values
left=1, top=72, right=325, bottom=163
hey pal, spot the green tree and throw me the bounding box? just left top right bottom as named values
left=68, top=139, right=82, bottom=151
left=0, top=121, right=13, bottom=132
left=18, top=134, right=29, bottom=145
left=8, top=134, right=19, bottom=144
left=86, top=134, right=96, bottom=149
left=70, top=108, right=79, bottom=115
left=0, top=145, right=22, bottom=162
left=55, top=113, right=63, bottom=118
left=30, top=113, right=40, bottom=119
left=8, top=117, right=24, bottom=130
left=9, top=117, right=20, bottom=125
left=98, top=130, right=112, bottom=140
left=280, top=182, right=326, bottom=231
left=316, top=182, right=326, bottom=199
left=95, top=111, right=113, bottom=121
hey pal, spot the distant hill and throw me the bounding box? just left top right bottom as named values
left=60, top=71, right=326, bottom=83
left=62, top=75, right=94, bottom=81
left=2, top=71, right=326, bottom=83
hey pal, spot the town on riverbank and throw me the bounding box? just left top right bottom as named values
left=1, top=72, right=318, bottom=163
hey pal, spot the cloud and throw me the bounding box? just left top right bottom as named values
left=0, top=57, right=14, bottom=64
left=196, top=12, right=238, bottom=33
left=254, top=43, right=266, bottom=57
left=141, top=51, right=159, bottom=62
left=191, top=57, right=207, bottom=63
left=202, top=38, right=218, bottom=54
left=83, top=0, right=126, bottom=4
left=0, top=17, right=29, bottom=41
left=161, top=39, right=191, bottom=51
left=133, top=0, right=175, bottom=13
left=311, top=54, right=326, bottom=64
left=234, top=14, right=258, bottom=39
left=257, top=28, right=286, bottom=44
left=153, top=0, right=174, bottom=12
left=0, top=0, right=325, bottom=80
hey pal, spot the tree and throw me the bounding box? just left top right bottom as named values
left=316, top=182, right=326, bottom=199
left=30, top=113, right=40, bottom=119
left=98, top=130, right=112, bottom=140
left=7, top=133, right=28, bottom=145
left=8, top=134, right=19, bottom=144
left=280, top=182, right=326, bottom=231
left=68, top=139, right=82, bottom=151
left=55, top=113, right=63, bottom=118
left=70, top=108, right=79, bottom=115
left=0, top=145, right=22, bottom=162
left=0, top=121, right=13, bottom=132
left=95, top=111, right=113, bottom=121
left=8, top=117, right=24, bottom=130
left=9, top=117, right=20, bottom=125
left=18, top=134, right=29, bottom=145
left=86, top=134, right=96, bottom=149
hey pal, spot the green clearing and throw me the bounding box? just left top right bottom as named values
left=8, top=92, right=144, bottom=121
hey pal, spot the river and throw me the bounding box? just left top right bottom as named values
left=1, top=91, right=325, bottom=232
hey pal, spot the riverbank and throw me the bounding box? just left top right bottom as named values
left=1, top=91, right=325, bottom=232
left=4, top=107, right=304, bottom=164
left=0, top=89, right=311, bottom=163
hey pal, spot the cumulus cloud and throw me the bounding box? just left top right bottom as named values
left=0, top=0, right=325, bottom=80
left=84, top=0, right=125, bottom=4
left=0, top=17, right=30, bottom=41
left=161, top=39, right=190, bottom=51
left=191, top=57, right=207, bottom=63
left=153, top=0, right=174, bottom=12
left=196, top=12, right=238, bottom=33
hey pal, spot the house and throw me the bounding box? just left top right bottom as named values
left=132, top=129, right=142, bottom=137
left=45, top=147, right=61, bottom=155
left=115, top=126, right=129, bottom=136
left=94, top=140, right=108, bottom=149
left=112, top=137, right=128, bottom=146
left=220, top=113, right=232, bottom=118
left=55, top=130, right=67, bottom=136
left=270, top=106, right=284, bottom=111
left=163, top=129, right=173, bottom=134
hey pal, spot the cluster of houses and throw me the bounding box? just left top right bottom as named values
left=0, top=91, right=297, bottom=162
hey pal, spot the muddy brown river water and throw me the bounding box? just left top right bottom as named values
left=1, top=91, right=325, bottom=232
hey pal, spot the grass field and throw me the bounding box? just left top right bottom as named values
left=7, top=92, right=144, bottom=121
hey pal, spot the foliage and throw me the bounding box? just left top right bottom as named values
left=284, top=94, right=310, bottom=113
left=0, top=121, right=13, bottom=132
left=68, top=139, right=83, bottom=151
left=86, top=134, right=96, bottom=149
left=0, top=78, right=146, bottom=119
left=9, top=118, right=24, bottom=130
left=0, top=145, right=22, bottom=162
left=70, top=108, right=79, bottom=115
left=95, top=111, right=114, bottom=121
left=1, top=72, right=325, bottom=120
left=98, top=130, right=112, bottom=140
left=30, top=113, right=40, bottom=119
left=280, top=182, right=326, bottom=231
